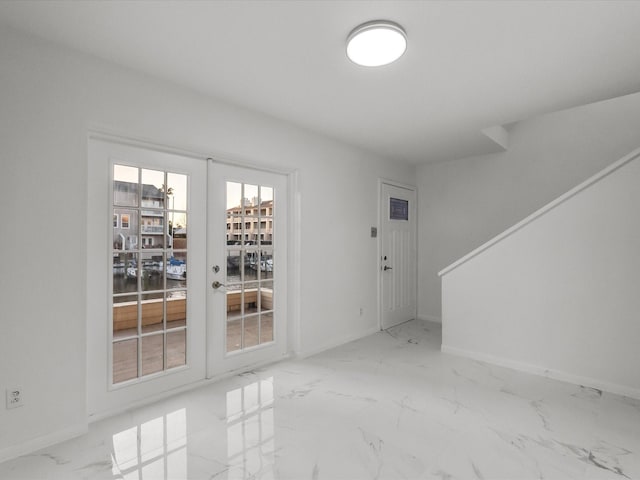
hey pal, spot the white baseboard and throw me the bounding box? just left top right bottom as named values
left=417, top=314, right=441, bottom=324
left=0, top=423, right=88, bottom=465
left=297, top=326, right=381, bottom=359
left=441, top=344, right=640, bottom=401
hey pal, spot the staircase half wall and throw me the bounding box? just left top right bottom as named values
left=439, top=147, right=640, bottom=399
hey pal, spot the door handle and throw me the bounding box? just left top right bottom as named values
left=211, top=280, right=225, bottom=289
left=384, top=265, right=393, bottom=271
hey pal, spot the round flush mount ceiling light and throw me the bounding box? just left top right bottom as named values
left=346, top=20, right=407, bottom=67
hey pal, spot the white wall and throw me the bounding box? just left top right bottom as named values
left=417, top=92, right=640, bottom=321
left=440, top=151, right=640, bottom=398
left=0, top=27, right=414, bottom=460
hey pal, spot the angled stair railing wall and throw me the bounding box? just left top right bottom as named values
left=438, top=147, right=640, bottom=399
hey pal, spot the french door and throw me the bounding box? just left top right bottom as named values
left=207, top=161, right=288, bottom=376
left=88, top=139, right=208, bottom=416
left=88, top=138, right=287, bottom=416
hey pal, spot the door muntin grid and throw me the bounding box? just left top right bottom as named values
left=112, top=164, right=189, bottom=385
left=225, top=182, right=275, bottom=353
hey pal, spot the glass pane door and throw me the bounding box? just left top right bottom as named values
left=208, top=162, right=287, bottom=377
left=88, top=138, right=206, bottom=417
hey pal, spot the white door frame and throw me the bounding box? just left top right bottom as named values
left=377, top=179, right=418, bottom=330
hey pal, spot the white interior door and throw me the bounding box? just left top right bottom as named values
left=380, top=182, right=417, bottom=329
left=87, top=138, right=207, bottom=417
left=207, top=161, right=288, bottom=377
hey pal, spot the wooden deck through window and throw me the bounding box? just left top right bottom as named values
left=112, top=291, right=274, bottom=383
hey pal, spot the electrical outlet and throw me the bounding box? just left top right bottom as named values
left=359, top=307, right=364, bottom=316
left=6, top=387, right=23, bottom=409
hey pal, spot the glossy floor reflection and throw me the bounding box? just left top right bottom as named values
left=2, top=320, right=640, bottom=479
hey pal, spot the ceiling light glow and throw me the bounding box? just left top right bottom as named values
left=346, top=20, right=407, bottom=67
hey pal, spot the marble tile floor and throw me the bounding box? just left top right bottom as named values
left=1, top=319, right=639, bottom=479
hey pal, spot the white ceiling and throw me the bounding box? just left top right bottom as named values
left=2, top=0, right=640, bottom=164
